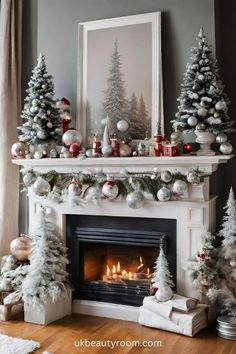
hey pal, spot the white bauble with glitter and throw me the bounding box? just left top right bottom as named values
left=102, top=180, right=119, bottom=200
left=172, top=180, right=188, bottom=197
left=34, top=150, right=43, bottom=159
left=219, top=142, right=233, bottom=155
left=117, top=119, right=129, bottom=132
left=215, top=100, right=226, bottom=111
left=33, top=177, right=51, bottom=196
left=157, top=187, right=171, bottom=202
left=197, top=108, right=208, bottom=117
left=216, top=133, right=228, bottom=144
left=62, top=129, right=82, bottom=147
left=186, top=172, right=200, bottom=185
left=37, top=129, right=48, bottom=140
left=126, top=191, right=145, bottom=209
left=161, top=170, right=172, bottom=183
left=187, top=116, right=198, bottom=127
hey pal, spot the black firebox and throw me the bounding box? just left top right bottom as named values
left=66, top=215, right=176, bottom=306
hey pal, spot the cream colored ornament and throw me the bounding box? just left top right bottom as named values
left=119, top=142, right=132, bottom=157
left=197, top=108, right=208, bottom=117
left=10, top=235, right=32, bottom=261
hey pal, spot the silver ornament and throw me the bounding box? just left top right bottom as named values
left=23, top=172, right=35, bottom=187
left=187, top=116, right=198, bottom=127
left=195, top=123, right=206, bottom=132
left=37, top=129, right=48, bottom=140
left=197, top=108, right=208, bottom=117
left=62, top=129, right=82, bottom=146
left=11, top=141, right=27, bottom=158
left=33, top=177, right=51, bottom=196
left=186, top=172, right=200, bottom=185
left=219, top=142, right=233, bottom=155
left=34, top=150, right=43, bottom=159
left=32, top=99, right=39, bottom=106
left=157, top=187, right=171, bottom=202
left=172, top=180, right=188, bottom=197
left=85, top=186, right=101, bottom=201
left=126, top=191, right=145, bottom=209
left=117, top=119, right=129, bottom=132
left=170, top=131, right=183, bottom=144
left=216, top=133, right=228, bottom=144
left=102, top=180, right=119, bottom=200
left=161, top=170, right=172, bottom=183
left=215, top=100, right=226, bottom=111
left=47, top=122, right=53, bottom=128
left=85, top=148, right=93, bottom=158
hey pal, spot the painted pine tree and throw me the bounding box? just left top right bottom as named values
left=172, top=28, right=233, bottom=134
left=138, top=95, right=151, bottom=138
left=103, top=39, right=128, bottom=135
left=18, top=54, right=62, bottom=145
left=128, top=93, right=139, bottom=138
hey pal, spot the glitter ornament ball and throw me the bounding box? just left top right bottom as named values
left=68, top=179, right=82, bottom=195
left=33, top=177, right=51, bottom=196
left=34, top=150, right=43, bottom=159
left=10, top=235, right=32, bottom=261
left=197, top=108, right=208, bottom=117
left=186, top=171, right=200, bottom=185
left=62, top=129, right=82, bottom=147
left=85, top=148, right=93, bottom=158
left=215, top=100, right=226, bottom=111
left=219, top=142, right=233, bottom=155
left=216, top=133, right=228, bottom=144
left=117, top=119, right=129, bottom=132
left=161, top=170, right=172, bottom=183
left=23, top=172, right=35, bottom=187
left=187, top=116, right=198, bottom=127
left=69, top=143, right=81, bottom=157
left=195, top=123, right=206, bottom=132
left=157, top=187, right=171, bottom=202
left=11, top=141, right=27, bottom=159
left=37, top=129, right=48, bottom=140
left=172, top=180, right=188, bottom=197
left=126, top=191, right=145, bottom=209
left=102, top=179, right=119, bottom=200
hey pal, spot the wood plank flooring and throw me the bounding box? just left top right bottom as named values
left=0, top=314, right=235, bottom=354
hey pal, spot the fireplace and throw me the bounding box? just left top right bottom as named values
left=66, top=215, right=176, bottom=306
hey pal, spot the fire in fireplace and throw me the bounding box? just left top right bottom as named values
left=66, top=215, right=176, bottom=306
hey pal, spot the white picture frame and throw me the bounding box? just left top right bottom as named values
left=78, top=12, right=164, bottom=143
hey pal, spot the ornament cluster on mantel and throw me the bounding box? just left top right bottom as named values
left=22, top=168, right=205, bottom=208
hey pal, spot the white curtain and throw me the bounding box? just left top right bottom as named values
left=0, top=0, right=22, bottom=258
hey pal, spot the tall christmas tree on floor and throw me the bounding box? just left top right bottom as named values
left=172, top=28, right=233, bottom=136
left=22, top=207, right=69, bottom=307
left=103, top=39, right=128, bottom=135
left=18, top=54, right=62, bottom=145
left=151, top=246, right=174, bottom=302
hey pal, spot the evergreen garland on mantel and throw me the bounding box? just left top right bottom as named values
left=22, top=168, right=207, bottom=208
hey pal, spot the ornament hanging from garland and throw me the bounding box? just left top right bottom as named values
left=102, top=178, right=119, bottom=200
left=126, top=190, right=145, bottom=209
left=172, top=179, right=188, bottom=197
left=157, top=187, right=171, bottom=202
left=33, top=176, right=51, bottom=196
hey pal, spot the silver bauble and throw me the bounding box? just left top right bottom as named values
left=85, top=186, right=102, bottom=201
left=215, top=100, right=226, bottom=111
left=102, top=144, right=113, bottom=157
left=85, top=148, right=93, bottom=158
left=33, top=177, right=51, bottom=196
left=172, top=179, right=188, bottom=196
left=157, top=187, right=171, bottom=202
left=187, top=116, right=198, bottom=127
left=34, top=150, right=43, bottom=159
left=197, top=108, right=208, bottom=117
left=23, top=172, right=35, bottom=187
left=170, top=131, right=183, bottom=144
left=11, top=141, right=27, bottom=158
left=32, top=99, right=39, bottom=106
left=47, top=122, right=53, bottom=128
left=102, top=180, right=119, bottom=200
left=126, top=191, right=145, bottom=209
left=216, top=133, right=228, bottom=144
left=37, top=129, right=48, bottom=140
left=161, top=170, right=172, bottom=183
left=219, top=142, right=233, bottom=155
left=62, top=129, right=82, bottom=146
left=195, top=123, right=206, bottom=132
left=186, top=172, right=200, bottom=185
left=117, top=119, right=129, bottom=132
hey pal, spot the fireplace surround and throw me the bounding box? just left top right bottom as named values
left=66, top=215, right=176, bottom=306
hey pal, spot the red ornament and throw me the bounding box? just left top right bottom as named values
left=62, top=112, right=72, bottom=133
left=154, top=135, right=163, bottom=156
left=92, top=133, right=101, bottom=157
left=183, top=143, right=193, bottom=153
left=197, top=249, right=206, bottom=262
left=102, top=179, right=119, bottom=200
left=61, top=97, right=71, bottom=106
left=69, top=143, right=81, bottom=157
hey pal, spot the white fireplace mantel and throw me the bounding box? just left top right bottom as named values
left=12, top=155, right=233, bottom=174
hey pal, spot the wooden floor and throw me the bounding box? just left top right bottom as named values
left=0, top=314, right=235, bottom=354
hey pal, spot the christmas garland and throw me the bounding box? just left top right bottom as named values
left=22, top=168, right=206, bottom=208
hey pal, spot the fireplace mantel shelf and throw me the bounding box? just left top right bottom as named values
left=12, top=155, right=233, bottom=174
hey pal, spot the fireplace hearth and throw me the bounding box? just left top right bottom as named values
left=66, top=215, right=176, bottom=306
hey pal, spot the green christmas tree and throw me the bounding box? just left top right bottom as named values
left=172, top=28, right=233, bottom=135
left=18, top=54, right=62, bottom=145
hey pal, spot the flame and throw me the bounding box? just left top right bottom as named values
left=117, top=261, right=121, bottom=273
left=112, top=265, right=116, bottom=274
left=147, top=268, right=150, bottom=276
left=128, top=272, right=133, bottom=279
left=122, top=270, right=127, bottom=277
left=106, top=265, right=111, bottom=276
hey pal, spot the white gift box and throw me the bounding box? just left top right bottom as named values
left=24, top=290, right=72, bottom=325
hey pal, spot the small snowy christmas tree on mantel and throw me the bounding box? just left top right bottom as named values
left=18, top=54, right=62, bottom=145
left=22, top=207, right=70, bottom=308
left=151, top=246, right=174, bottom=302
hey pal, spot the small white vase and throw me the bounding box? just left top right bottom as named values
left=195, top=131, right=216, bottom=156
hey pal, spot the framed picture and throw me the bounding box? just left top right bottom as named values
left=78, top=12, right=163, bottom=144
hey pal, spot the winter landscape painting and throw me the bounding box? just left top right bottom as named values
left=78, top=13, right=162, bottom=143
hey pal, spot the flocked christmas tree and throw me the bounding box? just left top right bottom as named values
left=217, top=188, right=236, bottom=317
left=21, top=207, right=70, bottom=307
left=172, top=28, right=233, bottom=135
left=152, top=246, right=174, bottom=301
left=18, top=54, right=62, bottom=145
left=103, top=39, right=128, bottom=135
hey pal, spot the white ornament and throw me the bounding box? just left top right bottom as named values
left=161, top=170, right=172, bottom=183
left=37, top=129, right=48, bottom=140
left=33, top=177, right=51, bottom=196
left=155, top=284, right=173, bottom=302
left=215, top=100, right=226, bottom=111
left=219, top=142, right=233, bottom=155
left=187, top=116, right=198, bottom=127
left=172, top=180, right=188, bottom=197
left=34, top=150, right=43, bottom=159
left=126, top=191, right=145, bottom=209
left=85, top=186, right=101, bottom=201
left=119, top=142, right=131, bottom=157
left=117, top=119, right=129, bottom=132
left=47, top=122, right=53, bottom=128
left=230, top=260, right=236, bottom=267
left=216, top=133, right=228, bottom=144
left=195, top=123, right=206, bottom=132
left=85, top=148, right=93, bottom=158
left=23, top=172, right=34, bottom=187
left=102, top=180, right=119, bottom=200
left=197, top=108, right=208, bottom=117
left=186, top=171, right=200, bottom=185
left=157, top=187, right=171, bottom=202
left=62, top=129, right=82, bottom=146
